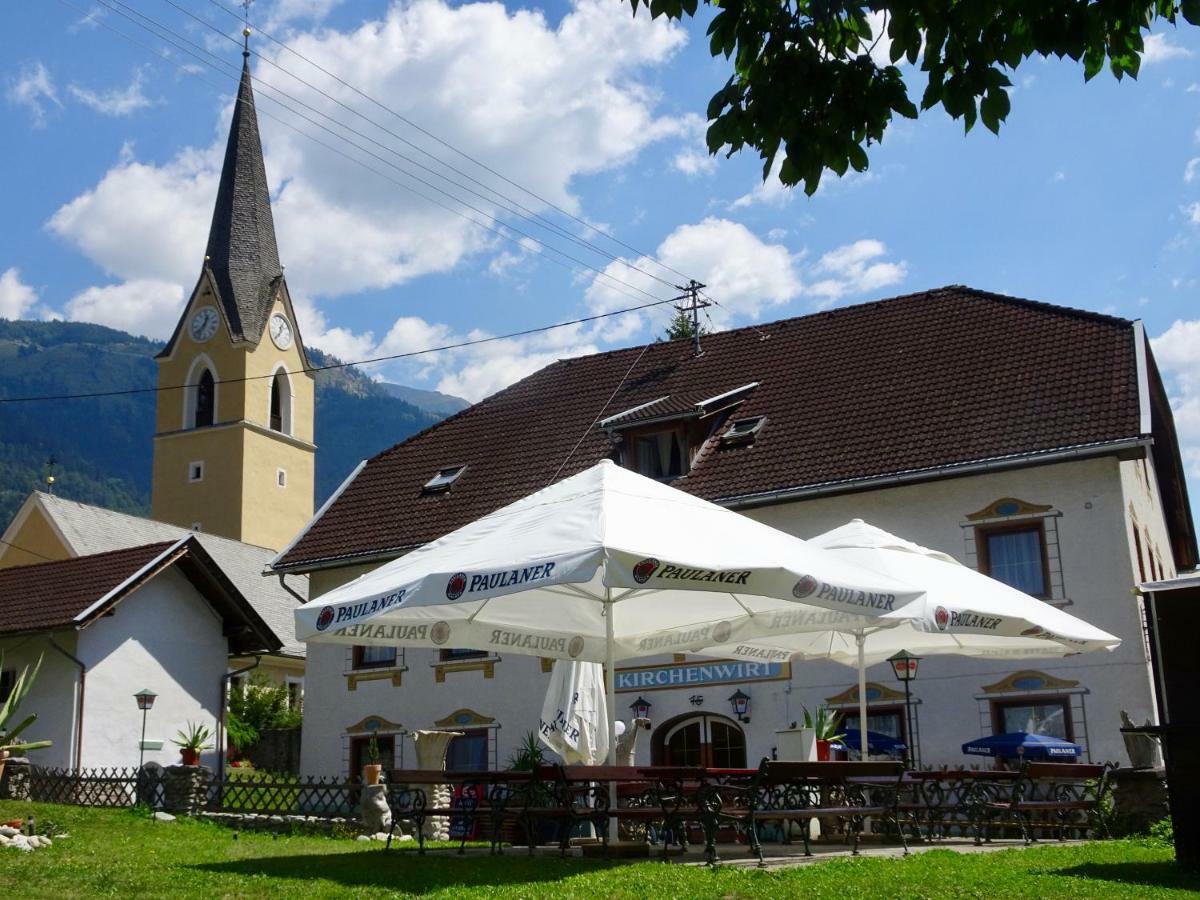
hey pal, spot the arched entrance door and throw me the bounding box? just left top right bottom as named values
left=652, top=714, right=747, bottom=768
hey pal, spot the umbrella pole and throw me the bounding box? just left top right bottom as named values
left=605, top=588, right=618, bottom=843
left=856, top=631, right=868, bottom=762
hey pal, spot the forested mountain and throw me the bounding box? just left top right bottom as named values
left=0, top=320, right=462, bottom=528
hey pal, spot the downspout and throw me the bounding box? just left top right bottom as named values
left=276, top=573, right=306, bottom=605
left=46, top=633, right=85, bottom=769
left=217, top=655, right=261, bottom=787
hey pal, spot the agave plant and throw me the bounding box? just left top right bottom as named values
left=0, top=652, right=53, bottom=755
left=801, top=705, right=846, bottom=744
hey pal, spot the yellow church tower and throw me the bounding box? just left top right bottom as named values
left=151, top=50, right=314, bottom=552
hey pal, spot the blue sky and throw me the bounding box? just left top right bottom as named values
left=4, top=1, right=1200, bottom=498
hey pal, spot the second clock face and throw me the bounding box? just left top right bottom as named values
left=269, top=313, right=294, bottom=350
left=190, top=307, right=219, bottom=342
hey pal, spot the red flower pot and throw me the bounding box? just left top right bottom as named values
left=816, top=739, right=832, bottom=761
left=180, top=748, right=201, bottom=766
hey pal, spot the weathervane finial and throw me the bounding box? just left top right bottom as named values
left=241, top=0, right=253, bottom=57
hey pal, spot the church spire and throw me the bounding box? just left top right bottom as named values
left=204, top=45, right=282, bottom=345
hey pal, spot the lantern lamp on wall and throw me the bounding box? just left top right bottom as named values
left=629, top=696, right=652, bottom=720
left=728, top=689, right=751, bottom=723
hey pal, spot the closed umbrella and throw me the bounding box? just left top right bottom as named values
left=694, top=519, right=1120, bottom=761
left=539, top=660, right=610, bottom=765
left=297, top=462, right=925, bottom=788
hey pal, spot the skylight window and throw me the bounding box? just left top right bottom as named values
left=721, top=416, right=766, bottom=445
left=423, top=465, right=467, bottom=493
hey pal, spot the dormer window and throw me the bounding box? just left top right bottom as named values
left=424, top=465, right=467, bottom=493
left=631, top=428, right=688, bottom=480
left=721, top=416, right=766, bottom=445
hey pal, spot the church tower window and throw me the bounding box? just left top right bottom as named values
left=195, top=369, right=215, bottom=428
left=270, top=368, right=292, bottom=435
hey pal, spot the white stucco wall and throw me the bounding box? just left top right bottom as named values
left=0, top=632, right=83, bottom=770
left=77, top=567, right=228, bottom=769
left=299, top=453, right=1167, bottom=776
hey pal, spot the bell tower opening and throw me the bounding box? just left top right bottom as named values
left=195, top=369, right=215, bottom=428
left=269, top=368, right=292, bottom=435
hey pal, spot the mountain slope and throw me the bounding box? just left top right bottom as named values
left=0, top=320, right=447, bottom=529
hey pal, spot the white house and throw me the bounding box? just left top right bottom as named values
left=270, top=287, right=1194, bottom=777
left=0, top=536, right=279, bottom=770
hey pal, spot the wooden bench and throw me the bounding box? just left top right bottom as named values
left=728, top=759, right=910, bottom=865
left=977, top=761, right=1113, bottom=844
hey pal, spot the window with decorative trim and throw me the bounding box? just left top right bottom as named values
left=992, top=696, right=1072, bottom=741
left=974, top=670, right=1090, bottom=760
left=977, top=521, right=1049, bottom=598
left=439, top=648, right=487, bottom=662
left=962, top=498, right=1065, bottom=604
left=445, top=729, right=489, bottom=771
left=354, top=646, right=398, bottom=669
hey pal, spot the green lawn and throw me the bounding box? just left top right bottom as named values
left=1, top=802, right=1197, bottom=899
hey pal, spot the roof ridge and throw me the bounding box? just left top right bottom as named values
left=0, top=539, right=178, bottom=575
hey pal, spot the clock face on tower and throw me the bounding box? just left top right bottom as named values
left=190, top=306, right=219, bottom=342
left=269, top=313, right=294, bottom=350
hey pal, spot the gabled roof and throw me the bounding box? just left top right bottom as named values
left=1, top=492, right=307, bottom=657
left=0, top=538, right=281, bottom=653
left=272, top=285, right=1196, bottom=572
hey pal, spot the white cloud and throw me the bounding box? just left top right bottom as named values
left=807, top=239, right=908, bottom=303
left=49, top=0, right=688, bottom=311
left=6, top=62, right=61, bottom=128
left=262, top=0, right=345, bottom=29
left=1143, top=33, right=1192, bottom=65
left=1185, top=202, right=1200, bottom=224
left=68, top=68, right=153, bottom=117
left=0, top=268, right=39, bottom=319
left=730, top=157, right=877, bottom=209
left=861, top=11, right=893, bottom=67
left=1052, top=170, right=1067, bottom=183
left=670, top=113, right=716, bottom=177
left=1186, top=158, right=1200, bottom=183
left=1152, top=319, right=1200, bottom=477
left=64, top=279, right=185, bottom=340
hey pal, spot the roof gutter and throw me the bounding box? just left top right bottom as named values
left=717, top=437, right=1153, bottom=510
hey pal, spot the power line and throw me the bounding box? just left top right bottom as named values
left=200, top=0, right=695, bottom=285
left=86, top=0, right=669, bottom=306
left=0, top=538, right=59, bottom=564
left=0, top=294, right=679, bottom=404
left=159, top=0, right=683, bottom=293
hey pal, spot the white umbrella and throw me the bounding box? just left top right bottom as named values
left=539, top=660, right=610, bottom=765
left=297, top=463, right=925, bottom=777
left=696, top=519, right=1121, bottom=759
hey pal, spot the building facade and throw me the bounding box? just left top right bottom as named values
left=274, top=288, right=1194, bottom=777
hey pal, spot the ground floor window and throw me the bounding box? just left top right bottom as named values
left=353, top=645, right=398, bottom=669
left=349, top=733, right=395, bottom=779
left=991, top=696, right=1072, bottom=741
left=439, top=648, right=488, bottom=661
left=841, top=705, right=907, bottom=742
left=446, top=729, right=489, bottom=771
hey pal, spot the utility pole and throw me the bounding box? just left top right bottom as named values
left=674, top=279, right=710, bottom=356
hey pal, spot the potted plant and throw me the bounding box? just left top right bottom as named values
left=362, top=734, right=383, bottom=785
left=172, top=721, right=214, bottom=766
left=506, top=731, right=553, bottom=846
left=802, top=706, right=846, bottom=761
left=0, top=652, right=53, bottom=785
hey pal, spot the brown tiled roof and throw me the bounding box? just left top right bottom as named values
left=0, top=541, right=179, bottom=635
left=276, top=285, right=1147, bottom=571
left=0, top=539, right=282, bottom=651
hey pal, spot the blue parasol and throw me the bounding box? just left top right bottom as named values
left=961, top=731, right=1082, bottom=760
left=833, top=730, right=908, bottom=754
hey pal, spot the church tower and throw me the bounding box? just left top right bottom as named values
left=151, top=50, right=315, bottom=552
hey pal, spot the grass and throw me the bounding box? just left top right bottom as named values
left=0, top=802, right=1197, bottom=899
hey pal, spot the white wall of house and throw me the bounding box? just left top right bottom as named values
left=76, top=567, right=228, bottom=770
left=299, top=453, right=1170, bottom=777
left=0, top=632, right=83, bottom=770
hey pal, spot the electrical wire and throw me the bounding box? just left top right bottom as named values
left=200, top=0, right=695, bottom=285
left=0, top=538, right=60, bottom=563
left=160, top=0, right=684, bottom=293
left=0, top=295, right=680, bottom=404
left=84, top=0, right=670, bottom=306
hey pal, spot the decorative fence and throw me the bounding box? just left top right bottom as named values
left=22, top=766, right=165, bottom=808
left=210, top=773, right=359, bottom=817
